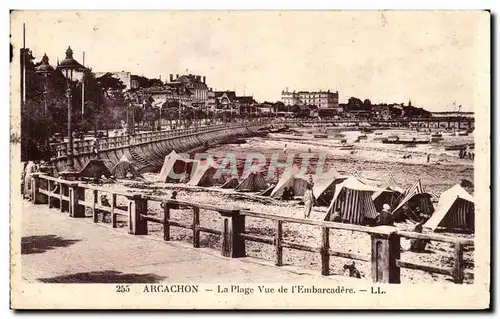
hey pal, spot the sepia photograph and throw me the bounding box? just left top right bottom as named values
left=9, top=9, right=490, bottom=310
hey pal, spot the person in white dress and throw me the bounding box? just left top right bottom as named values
left=303, top=183, right=314, bottom=218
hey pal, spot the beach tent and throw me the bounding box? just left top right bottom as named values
left=111, top=155, right=142, bottom=179
left=372, top=187, right=403, bottom=212
left=353, top=171, right=383, bottom=187
left=325, top=176, right=379, bottom=225
left=424, top=184, right=474, bottom=232
left=312, top=170, right=348, bottom=205
left=79, top=159, right=112, bottom=178
left=258, top=185, right=275, bottom=196
left=235, top=170, right=268, bottom=192
left=270, top=166, right=310, bottom=198
left=371, top=176, right=404, bottom=211
left=159, top=151, right=194, bottom=183
left=188, top=161, right=221, bottom=187
left=221, top=177, right=240, bottom=189
left=391, top=180, right=434, bottom=222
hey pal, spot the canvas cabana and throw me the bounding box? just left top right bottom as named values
left=325, top=177, right=379, bottom=225
left=187, top=161, right=221, bottom=187
left=111, top=155, right=142, bottom=179
left=423, top=184, right=474, bottom=232
left=221, top=177, right=240, bottom=189
left=79, top=159, right=112, bottom=179
left=270, top=166, right=310, bottom=199
left=235, top=170, right=268, bottom=192
left=391, top=180, right=434, bottom=222
left=159, top=150, right=194, bottom=183
left=312, top=170, right=348, bottom=205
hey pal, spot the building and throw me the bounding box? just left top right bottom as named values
left=215, top=91, right=237, bottom=111
left=213, top=91, right=257, bottom=116
left=94, top=71, right=139, bottom=91
left=207, top=88, right=216, bottom=111
left=168, top=74, right=208, bottom=108
left=281, top=88, right=339, bottom=109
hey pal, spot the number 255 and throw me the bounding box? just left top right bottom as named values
left=116, top=285, right=130, bottom=293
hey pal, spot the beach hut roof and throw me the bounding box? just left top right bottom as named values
left=424, top=184, right=474, bottom=231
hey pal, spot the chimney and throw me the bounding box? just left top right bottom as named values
left=203, top=76, right=206, bottom=83
left=170, top=74, right=173, bottom=82
left=176, top=74, right=179, bottom=79
left=196, top=75, right=201, bottom=82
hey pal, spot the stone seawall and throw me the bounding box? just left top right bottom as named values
left=51, top=124, right=270, bottom=174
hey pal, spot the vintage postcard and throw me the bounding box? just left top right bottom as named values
left=10, top=10, right=490, bottom=309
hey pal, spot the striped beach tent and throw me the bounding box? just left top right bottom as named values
left=235, top=170, right=268, bottom=192
left=79, top=159, right=112, bottom=178
left=270, top=165, right=309, bottom=198
left=188, top=161, right=221, bottom=187
left=325, top=177, right=379, bottom=225
left=391, top=180, right=434, bottom=221
left=221, top=177, right=239, bottom=189
left=159, top=151, right=194, bottom=183
left=371, top=175, right=404, bottom=211
left=424, top=184, right=474, bottom=232
left=111, top=155, right=142, bottom=179
left=312, top=170, right=348, bottom=206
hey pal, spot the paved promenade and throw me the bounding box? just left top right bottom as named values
left=20, top=201, right=356, bottom=284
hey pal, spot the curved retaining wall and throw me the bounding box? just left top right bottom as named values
left=51, top=124, right=270, bottom=174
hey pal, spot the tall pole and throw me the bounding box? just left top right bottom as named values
left=43, top=75, right=48, bottom=117
left=81, top=51, right=85, bottom=116
left=66, top=71, right=75, bottom=174
left=21, top=23, right=26, bottom=109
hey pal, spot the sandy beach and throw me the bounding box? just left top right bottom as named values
left=90, top=128, right=474, bottom=284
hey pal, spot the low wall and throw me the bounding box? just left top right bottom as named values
left=51, top=123, right=271, bottom=174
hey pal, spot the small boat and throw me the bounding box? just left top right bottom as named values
left=382, top=137, right=430, bottom=144
left=339, top=145, right=354, bottom=150
left=431, top=137, right=444, bottom=143
left=445, top=144, right=468, bottom=151
left=314, top=134, right=328, bottom=139
left=374, top=132, right=382, bottom=135
left=358, top=134, right=368, bottom=140
left=431, top=132, right=442, bottom=138
left=458, top=131, right=469, bottom=136
left=333, top=133, right=346, bottom=138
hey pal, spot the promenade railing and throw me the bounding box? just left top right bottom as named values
left=29, top=173, right=474, bottom=284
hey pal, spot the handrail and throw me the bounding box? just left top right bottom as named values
left=28, top=172, right=474, bottom=284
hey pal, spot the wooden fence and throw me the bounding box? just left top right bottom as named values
left=30, top=173, right=474, bottom=284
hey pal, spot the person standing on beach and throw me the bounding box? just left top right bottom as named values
left=427, top=154, right=431, bottom=163
left=303, top=184, right=314, bottom=218
left=378, top=204, right=394, bottom=226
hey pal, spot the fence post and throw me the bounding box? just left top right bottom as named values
left=111, top=193, right=117, bottom=228
left=30, top=173, right=48, bottom=204
left=92, top=189, right=98, bottom=223
left=219, top=209, right=245, bottom=258
left=275, top=220, right=283, bottom=266
left=370, top=226, right=400, bottom=284
left=321, top=226, right=330, bottom=276
left=192, top=206, right=200, bottom=248
left=162, top=202, right=170, bottom=241
left=68, top=181, right=85, bottom=218
left=453, top=242, right=464, bottom=284
left=127, top=194, right=148, bottom=235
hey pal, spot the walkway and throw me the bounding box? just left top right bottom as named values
left=20, top=201, right=356, bottom=284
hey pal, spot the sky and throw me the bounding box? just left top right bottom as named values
left=10, top=11, right=489, bottom=112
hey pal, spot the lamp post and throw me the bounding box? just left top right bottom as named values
left=56, top=46, right=86, bottom=180
left=35, top=54, right=54, bottom=118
